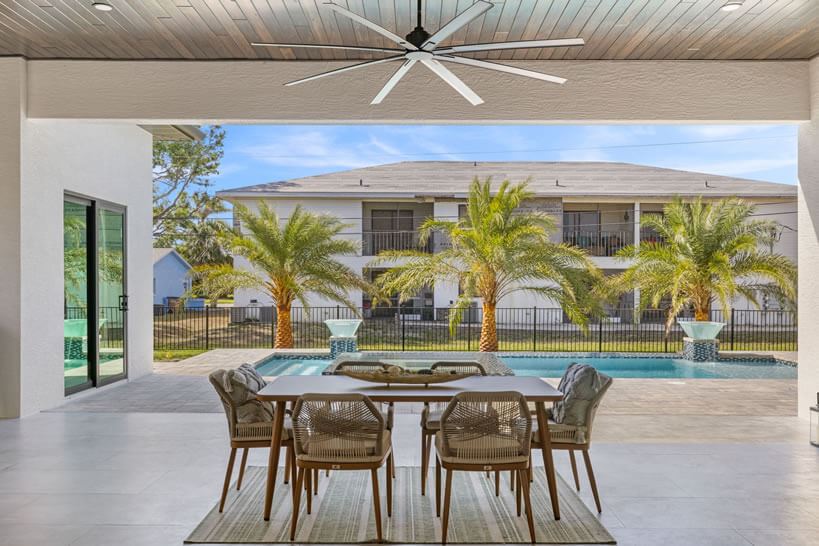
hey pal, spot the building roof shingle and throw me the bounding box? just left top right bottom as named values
left=218, top=161, right=796, bottom=200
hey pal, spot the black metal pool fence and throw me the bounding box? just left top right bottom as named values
left=152, top=305, right=796, bottom=353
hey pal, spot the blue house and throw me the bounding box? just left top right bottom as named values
left=153, top=248, right=192, bottom=306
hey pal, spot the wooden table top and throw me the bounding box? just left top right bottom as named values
left=257, top=375, right=563, bottom=403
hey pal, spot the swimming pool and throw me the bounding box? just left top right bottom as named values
left=254, top=353, right=796, bottom=379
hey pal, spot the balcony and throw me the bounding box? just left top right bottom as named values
left=362, top=230, right=434, bottom=255
left=563, top=228, right=634, bottom=257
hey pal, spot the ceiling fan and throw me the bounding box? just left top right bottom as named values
left=252, top=0, right=584, bottom=105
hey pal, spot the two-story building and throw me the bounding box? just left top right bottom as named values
left=218, top=161, right=797, bottom=320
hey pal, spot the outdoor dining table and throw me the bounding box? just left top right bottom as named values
left=256, top=374, right=564, bottom=521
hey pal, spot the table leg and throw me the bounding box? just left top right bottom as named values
left=535, top=401, right=560, bottom=520
left=263, top=400, right=286, bottom=521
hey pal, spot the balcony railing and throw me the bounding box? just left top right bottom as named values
left=562, top=229, right=633, bottom=257
left=362, top=230, right=433, bottom=256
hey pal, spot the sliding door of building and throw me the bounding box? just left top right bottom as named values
left=63, top=196, right=127, bottom=394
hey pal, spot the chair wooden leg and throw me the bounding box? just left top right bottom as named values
left=495, top=470, right=500, bottom=496
left=236, top=447, right=249, bottom=491
left=283, top=445, right=291, bottom=485
left=325, top=469, right=330, bottom=477
left=290, top=467, right=305, bottom=541
left=569, top=450, right=581, bottom=491
left=371, top=468, right=383, bottom=543
left=515, top=467, right=522, bottom=516
left=313, top=468, right=319, bottom=495
left=582, top=450, right=602, bottom=513
left=218, top=447, right=237, bottom=513
left=519, top=469, right=536, bottom=544
left=510, top=469, right=515, bottom=491
left=435, top=456, right=442, bottom=517
left=441, top=469, right=453, bottom=546
left=305, top=468, right=312, bottom=514
left=386, top=455, right=393, bottom=517
left=289, top=446, right=297, bottom=495
left=420, top=432, right=428, bottom=495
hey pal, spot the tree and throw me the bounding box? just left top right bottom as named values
left=192, top=202, right=372, bottom=348
left=153, top=125, right=226, bottom=247
left=371, top=178, right=602, bottom=352
left=611, top=197, right=797, bottom=330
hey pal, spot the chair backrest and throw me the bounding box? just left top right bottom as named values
left=291, top=393, right=386, bottom=460
left=439, top=391, right=531, bottom=464
left=583, top=374, right=612, bottom=444
left=208, top=369, right=238, bottom=438
left=430, top=361, right=487, bottom=376
left=333, top=360, right=388, bottom=374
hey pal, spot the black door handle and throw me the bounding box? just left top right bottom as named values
left=119, top=294, right=129, bottom=312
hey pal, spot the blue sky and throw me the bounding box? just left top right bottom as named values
left=211, top=124, right=798, bottom=193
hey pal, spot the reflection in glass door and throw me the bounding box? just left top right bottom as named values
left=64, top=199, right=93, bottom=393
left=98, top=207, right=127, bottom=385
left=63, top=197, right=127, bottom=394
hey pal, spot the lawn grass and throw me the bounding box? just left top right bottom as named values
left=153, top=349, right=208, bottom=361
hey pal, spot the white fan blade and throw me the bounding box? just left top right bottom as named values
left=284, top=56, right=404, bottom=86
left=421, top=0, right=494, bottom=50
left=252, top=42, right=402, bottom=54
left=420, top=59, right=483, bottom=105
left=435, top=38, right=585, bottom=54
left=371, top=59, right=417, bottom=104
left=324, top=2, right=417, bottom=50
left=437, top=55, right=567, bottom=84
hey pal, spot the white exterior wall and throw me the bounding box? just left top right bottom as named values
left=153, top=254, right=191, bottom=305
left=798, top=57, right=819, bottom=419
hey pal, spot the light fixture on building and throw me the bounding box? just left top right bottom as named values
left=92, top=2, right=113, bottom=11
left=720, top=1, right=743, bottom=12
left=811, top=394, right=819, bottom=447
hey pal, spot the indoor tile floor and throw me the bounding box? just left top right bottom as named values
left=1, top=405, right=818, bottom=546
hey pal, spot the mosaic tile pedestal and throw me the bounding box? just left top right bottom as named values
left=329, top=336, right=357, bottom=358
left=682, top=337, right=719, bottom=362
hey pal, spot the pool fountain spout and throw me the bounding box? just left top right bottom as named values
left=677, top=320, right=725, bottom=361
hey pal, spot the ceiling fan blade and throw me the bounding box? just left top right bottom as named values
left=284, top=56, right=405, bottom=86
left=371, top=59, right=417, bottom=105
left=252, top=42, right=402, bottom=54
left=421, top=0, right=494, bottom=50
left=435, top=38, right=585, bottom=54
left=437, top=55, right=567, bottom=84
left=324, top=2, right=417, bottom=50
left=420, top=59, right=483, bottom=105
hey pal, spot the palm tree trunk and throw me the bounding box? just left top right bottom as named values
left=479, top=302, right=498, bottom=352
left=694, top=308, right=710, bottom=321
left=275, top=305, right=294, bottom=348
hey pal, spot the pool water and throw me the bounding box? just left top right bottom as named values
left=254, top=355, right=796, bottom=379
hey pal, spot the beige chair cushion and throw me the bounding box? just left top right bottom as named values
left=551, top=363, right=606, bottom=427
left=435, top=432, right=529, bottom=465
left=297, top=430, right=392, bottom=463
left=531, top=419, right=588, bottom=445
left=219, top=364, right=275, bottom=424
left=420, top=406, right=443, bottom=432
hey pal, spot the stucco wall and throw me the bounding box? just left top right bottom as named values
left=17, top=121, right=152, bottom=416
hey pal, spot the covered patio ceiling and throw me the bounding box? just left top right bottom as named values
left=1, top=0, right=817, bottom=61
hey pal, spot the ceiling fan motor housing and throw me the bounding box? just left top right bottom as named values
left=406, top=26, right=431, bottom=49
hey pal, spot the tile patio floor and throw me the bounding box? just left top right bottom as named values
left=1, top=352, right=816, bottom=545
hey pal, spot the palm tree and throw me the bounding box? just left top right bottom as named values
left=193, top=202, right=371, bottom=348
left=612, top=197, right=796, bottom=330
left=371, top=178, right=602, bottom=352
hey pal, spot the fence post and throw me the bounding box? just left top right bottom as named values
left=466, top=309, right=472, bottom=351
left=204, top=305, right=210, bottom=351
left=598, top=318, right=603, bottom=353
left=401, top=309, right=406, bottom=352
left=730, top=308, right=736, bottom=351
left=532, top=306, right=537, bottom=352
left=336, top=305, right=340, bottom=319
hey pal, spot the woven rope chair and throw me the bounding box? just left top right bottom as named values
left=334, top=361, right=395, bottom=431
left=290, top=393, right=393, bottom=542
left=208, top=370, right=296, bottom=513
left=530, top=373, right=613, bottom=513
left=419, top=361, right=487, bottom=496
left=434, top=391, right=535, bottom=545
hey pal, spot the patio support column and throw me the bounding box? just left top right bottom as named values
left=798, top=56, right=819, bottom=419
left=0, top=58, right=25, bottom=418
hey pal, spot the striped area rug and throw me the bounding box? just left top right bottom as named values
left=186, top=467, right=616, bottom=544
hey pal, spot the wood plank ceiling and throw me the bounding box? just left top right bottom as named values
left=0, top=0, right=816, bottom=61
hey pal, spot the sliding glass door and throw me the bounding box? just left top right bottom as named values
left=63, top=196, right=127, bottom=394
